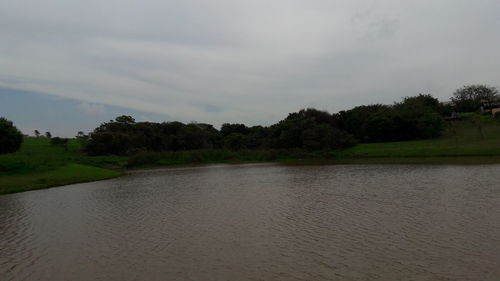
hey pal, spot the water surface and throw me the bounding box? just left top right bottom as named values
left=1, top=163, right=500, bottom=281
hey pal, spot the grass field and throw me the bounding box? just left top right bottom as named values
left=1, top=116, right=500, bottom=194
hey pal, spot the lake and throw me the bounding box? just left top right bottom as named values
left=1, top=163, right=500, bottom=281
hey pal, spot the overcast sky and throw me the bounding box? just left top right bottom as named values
left=1, top=0, right=499, bottom=136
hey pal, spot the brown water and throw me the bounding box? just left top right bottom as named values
left=2, top=164, right=500, bottom=281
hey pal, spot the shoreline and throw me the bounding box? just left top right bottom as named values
left=3, top=155, right=500, bottom=195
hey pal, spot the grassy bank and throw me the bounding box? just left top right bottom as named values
left=331, top=118, right=500, bottom=158
left=2, top=117, right=500, bottom=194
left=0, top=164, right=122, bottom=194
left=0, top=138, right=126, bottom=194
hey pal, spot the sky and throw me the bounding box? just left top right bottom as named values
left=1, top=0, right=499, bottom=136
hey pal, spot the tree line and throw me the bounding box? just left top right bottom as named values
left=83, top=84, right=499, bottom=156
left=0, top=84, right=498, bottom=155
left=82, top=94, right=446, bottom=155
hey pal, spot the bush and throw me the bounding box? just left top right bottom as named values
left=50, top=137, right=68, bottom=146
left=0, top=117, right=23, bottom=154
left=338, top=95, right=446, bottom=142
left=126, top=150, right=162, bottom=167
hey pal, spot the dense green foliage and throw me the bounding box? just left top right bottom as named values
left=84, top=109, right=358, bottom=155
left=83, top=95, right=451, bottom=156
left=336, top=94, right=446, bottom=143
left=270, top=109, right=357, bottom=150
left=84, top=117, right=222, bottom=155
left=0, top=117, right=23, bottom=154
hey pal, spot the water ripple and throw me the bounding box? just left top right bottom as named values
left=2, top=164, right=500, bottom=280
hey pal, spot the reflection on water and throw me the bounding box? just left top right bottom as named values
left=1, top=163, right=500, bottom=281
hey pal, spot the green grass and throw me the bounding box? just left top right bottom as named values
left=2, top=117, right=500, bottom=194
left=0, top=138, right=126, bottom=194
left=0, top=164, right=123, bottom=194
left=332, top=119, right=500, bottom=158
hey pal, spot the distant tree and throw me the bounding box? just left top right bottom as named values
left=220, top=123, right=249, bottom=136
left=84, top=117, right=220, bottom=155
left=451, top=85, right=498, bottom=113
left=398, top=94, right=440, bottom=111
left=45, top=131, right=52, bottom=139
left=337, top=104, right=393, bottom=142
left=34, top=130, right=40, bottom=138
left=177, top=123, right=213, bottom=150
left=224, top=133, right=247, bottom=150
left=271, top=108, right=355, bottom=150
left=395, top=94, right=445, bottom=139
left=338, top=94, right=445, bottom=142
left=0, top=117, right=23, bottom=154
left=246, top=126, right=269, bottom=149
left=115, top=115, right=135, bottom=124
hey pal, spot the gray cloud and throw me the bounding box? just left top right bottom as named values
left=1, top=0, right=499, bottom=127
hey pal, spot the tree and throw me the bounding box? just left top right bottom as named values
left=451, top=85, right=499, bottom=113
left=394, top=94, right=445, bottom=140
left=398, top=94, right=440, bottom=112
left=337, top=94, right=445, bottom=142
left=0, top=117, right=23, bottom=154
left=337, top=104, right=393, bottom=142
left=34, top=130, right=40, bottom=138
left=115, top=115, right=135, bottom=124
left=224, top=133, right=247, bottom=150
left=45, top=131, right=52, bottom=139
left=220, top=123, right=249, bottom=136
left=271, top=108, right=356, bottom=150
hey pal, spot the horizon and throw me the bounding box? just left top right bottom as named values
left=1, top=86, right=476, bottom=137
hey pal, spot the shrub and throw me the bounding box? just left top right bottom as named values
left=0, top=117, right=23, bottom=154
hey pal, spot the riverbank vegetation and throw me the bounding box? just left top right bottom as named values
left=0, top=117, right=23, bottom=154
left=1, top=84, right=499, bottom=194
left=122, top=113, right=500, bottom=166
left=2, top=113, right=500, bottom=194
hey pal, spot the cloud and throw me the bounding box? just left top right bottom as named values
left=77, top=102, right=107, bottom=115
left=1, top=0, right=499, bottom=128
left=366, top=19, right=399, bottom=40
